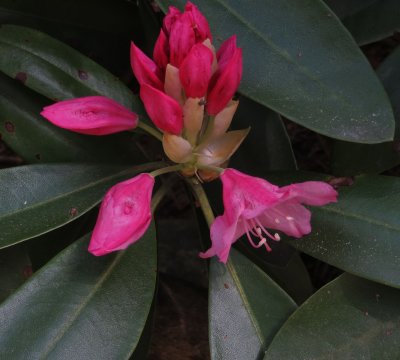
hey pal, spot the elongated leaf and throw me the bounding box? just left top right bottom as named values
left=0, top=25, right=144, bottom=114
left=0, top=162, right=160, bottom=248
left=341, top=0, right=400, bottom=45
left=231, top=96, right=296, bottom=175
left=268, top=172, right=400, bottom=289
left=0, top=71, right=145, bottom=164
left=324, top=0, right=376, bottom=18
left=0, top=230, right=156, bottom=359
left=0, top=0, right=138, bottom=34
left=332, top=45, right=400, bottom=175
left=157, top=0, right=394, bottom=143
left=264, top=274, right=400, bottom=359
left=209, top=248, right=296, bottom=360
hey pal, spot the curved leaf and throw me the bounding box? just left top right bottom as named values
left=0, top=230, right=156, bottom=359
left=268, top=172, right=400, bottom=289
left=157, top=0, right=394, bottom=143
left=341, top=0, right=400, bottom=45
left=0, top=162, right=160, bottom=249
left=265, top=274, right=400, bottom=359
left=209, top=248, right=296, bottom=360
left=0, top=71, right=145, bottom=164
left=324, top=0, right=376, bottom=18
left=0, top=25, right=144, bottom=114
left=332, top=45, right=400, bottom=175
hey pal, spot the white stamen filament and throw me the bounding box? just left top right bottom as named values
left=243, top=217, right=280, bottom=253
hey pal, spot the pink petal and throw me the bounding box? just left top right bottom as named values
left=179, top=43, right=213, bottom=98
left=259, top=200, right=312, bottom=238
left=153, top=30, right=169, bottom=71
left=130, top=42, right=163, bottom=89
left=169, top=13, right=196, bottom=67
left=41, top=96, right=138, bottom=135
left=163, top=6, right=181, bottom=35
left=200, top=214, right=237, bottom=263
left=88, top=173, right=154, bottom=256
left=207, top=48, right=243, bottom=115
left=140, top=84, right=183, bottom=135
left=281, top=181, right=338, bottom=206
left=216, top=35, right=237, bottom=71
left=185, top=2, right=212, bottom=42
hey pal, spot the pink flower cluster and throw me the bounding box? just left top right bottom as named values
left=40, top=2, right=337, bottom=262
left=131, top=2, right=242, bottom=135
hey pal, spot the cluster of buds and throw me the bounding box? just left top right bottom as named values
left=131, top=2, right=248, bottom=181
left=40, top=2, right=337, bottom=262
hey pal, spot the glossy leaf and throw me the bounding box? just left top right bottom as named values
left=0, top=71, right=145, bottom=164
left=209, top=248, right=297, bottom=360
left=324, top=0, right=376, bottom=18
left=332, top=45, right=400, bottom=175
left=341, top=0, right=400, bottom=45
left=0, top=25, right=144, bottom=114
left=268, top=172, right=400, bottom=289
left=157, top=0, right=394, bottom=143
left=0, top=230, right=156, bottom=359
left=0, top=162, right=160, bottom=248
left=265, top=274, right=400, bottom=359
left=231, top=96, right=296, bottom=175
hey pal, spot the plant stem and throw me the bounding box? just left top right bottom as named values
left=197, top=165, right=224, bottom=174
left=188, top=178, right=215, bottom=227
left=150, top=164, right=183, bottom=177
left=137, top=121, right=163, bottom=141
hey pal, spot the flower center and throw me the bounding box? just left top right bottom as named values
left=243, top=217, right=280, bottom=252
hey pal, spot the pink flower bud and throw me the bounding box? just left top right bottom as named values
left=184, top=2, right=212, bottom=42
left=217, top=35, right=237, bottom=71
left=206, top=48, right=243, bottom=116
left=89, top=173, right=155, bottom=256
left=163, top=6, right=181, bottom=35
left=130, top=42, right=163, bottom=89
left=140, top=84, right=183, bottom=135
left=179, top=43, right=213, bottom=98
left=169, top=13, right=196, bottom=67
left=200, top=169, right=338, bottom=263
left=40, top=96, right=138, bottom=135
left=153, top=30, right=170, bottom=71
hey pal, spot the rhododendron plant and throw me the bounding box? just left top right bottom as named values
left=2, top=0, right=397, bottom=357
left=40, top=1, right=337, bottom=260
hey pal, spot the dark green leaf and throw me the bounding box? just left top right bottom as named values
left=157, top=0, right=394, bottom=143
left=0, top=162, right=160, bottom=248
left=341, top=0, right=400, bottom=45
left=268, top=172, right=400, bottom=289
left=0, top=244, right=31, bottom=302
left=265, top=274, right=400, bottom=359
left=0, top=25, right=144, bottom=114
left=0, top=0, right=138, bottom=34
left=231, top=96, right=296, bottom=175
left=332, top=45, right=400, bottom=175
left=0, top=230, right=156, bottom=359
left=209, top=248, right=296, bottom=360
left=324, top=0, right=376, bottom=18
left=0, top=71, right=146, bottom=164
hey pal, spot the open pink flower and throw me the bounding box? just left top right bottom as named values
left=200, top=169, right=338, bottom=263
left=88, top=173, right=155, bottom=256
left=41, top=96, right=138, bottom=135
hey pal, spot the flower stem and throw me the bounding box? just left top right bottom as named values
left=188, top=178, right=215, bottom=227
left=150, top=164, right=183, bottom=177
left=137, top=121, right=163, bottom=141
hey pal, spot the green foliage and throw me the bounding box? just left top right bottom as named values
left=0, top=0, right=399, bottom=358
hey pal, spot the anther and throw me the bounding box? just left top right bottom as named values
left=274, top=233, right=281, bottom=241
left=258, top=238, right=267, bottom=247
left=286, top=216, right=294, bottom=221
left=275, top=218, right=280, bottom=224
